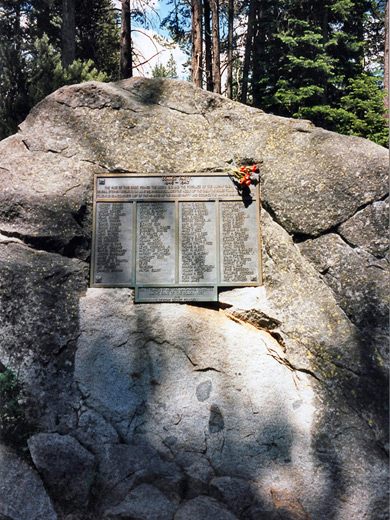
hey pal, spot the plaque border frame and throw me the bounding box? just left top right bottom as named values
left=91, top=173, right=262, bottom=301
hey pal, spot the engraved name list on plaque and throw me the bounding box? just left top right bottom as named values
left=91, top=174, right=262, bottom=302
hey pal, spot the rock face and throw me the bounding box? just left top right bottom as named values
left=0, top=78, right=388, bottom=520
left=0, top=443, right=57, bottom=520
left=28, top=433, right=96, bottom=508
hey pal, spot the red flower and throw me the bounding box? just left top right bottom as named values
left=231, top=164, right=257, bottom=188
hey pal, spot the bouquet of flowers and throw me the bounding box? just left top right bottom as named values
left=230, top=164, right=259, bottom=188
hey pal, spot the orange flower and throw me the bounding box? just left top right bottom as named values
left=231, top=164, right=257, bottom=188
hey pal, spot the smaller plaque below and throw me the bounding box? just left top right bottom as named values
left=136, top=286, right=217, bottom=303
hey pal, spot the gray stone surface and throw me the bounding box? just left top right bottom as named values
left=74, top=408, right=120, bottom=453
left=259, top=127, right=388, bottom=236
left=0, top=443, right=57, bottom=520
left=98, top=443, right=159, bottom=489
left=74, top=288, right=317, bottom=478
left=28, top=433, right=96, bottom=508
left=209, top=476, right=256, bottom=515
left=337, top=196, right=389, bottom=258
left=104, top=483, right=177, bottom=520
left=298, top=232, right=389, bottom=334
left=97, top=443, right=185, bottom=507
left=176, top=453, right=215, bottom=498
left=0, top=236, right=87, bottom=434
left=174, top=496, right=238, bottom=520
left=0, top=78, right=388, bottom=520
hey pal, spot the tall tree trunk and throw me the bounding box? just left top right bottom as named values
left=384, top=0, right=389, bottom=117
left=251, top=2, right=264, bottom=107
left=204, top=0, right=213, bottom=91
left=226, top=0, right=234, bottom=98
left=120, top=0, right=132, bottom=79
left=14, top=1, right=21, bottom=46
left=191, top=0, right=203, bottom=87
left=241, top=0, right=256, bottom=104
left=321, top=4, right=329, bottom=105
left=210, top=0, right=221, bottom=93
left=62, top=0, right=75, bottom=67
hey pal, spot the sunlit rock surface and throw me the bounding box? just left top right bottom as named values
left=0, top=78, right=388, bottom=520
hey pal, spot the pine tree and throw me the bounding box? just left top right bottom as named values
left=152, top=63, right=168, bottom=77
left=265, top=0, right=342, bottom=117
left=152, top=55, right=178, bottom=78
left=337, top=74, right=388, bottom=145
left=0, top=1, right=29, bottom=139
left=27, top=0, right=119, bottom=78
left=27, top=34, right=107, bottom=107
left=0, top=0, right=119, bottom=140
left=76, top=0, right=120, bottom=80
left=385, top=0, right=389, bottom=116
left=166, top=54, right=179, bottom=78
left=246, top=0, right=388, bottom=146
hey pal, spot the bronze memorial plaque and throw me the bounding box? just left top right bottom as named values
left=91, top=174, right=262, bottom=302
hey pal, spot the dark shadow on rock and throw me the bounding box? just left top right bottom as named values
left=125, top=78, right=166, bottom=106
left=228, top=177, right=256, bottom=208
left=74, top=298, right=351, bottom=520
left=208, top=404, right=225, bottom=434
left=0, top=197, right=91, bottom=261
left=0, top=238, right=91, bottom=515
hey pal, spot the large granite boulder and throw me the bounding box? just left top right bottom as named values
left=0, top=78, right=388, bottom=520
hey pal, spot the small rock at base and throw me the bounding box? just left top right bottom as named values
left=174, top=496, right=238, bottom=520
left=0, top=443, right=57, bottom=520
left=104, top=483, right=177, bottom=520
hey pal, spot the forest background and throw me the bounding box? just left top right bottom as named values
left=0, top=0, right=388, bottom=147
